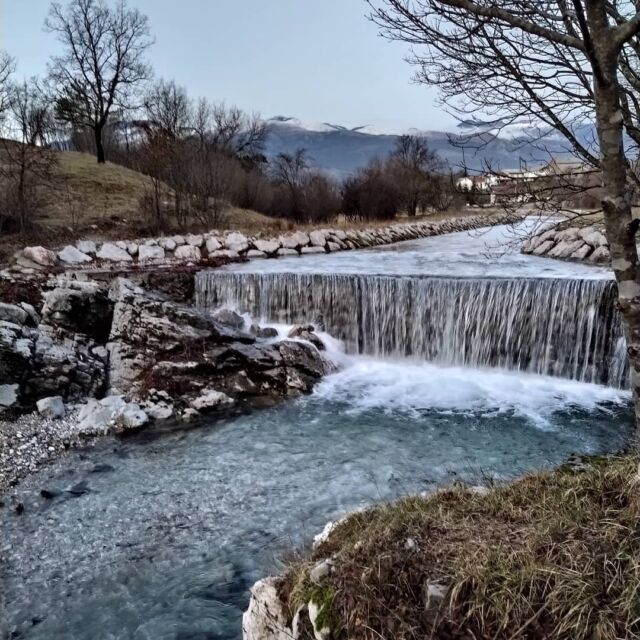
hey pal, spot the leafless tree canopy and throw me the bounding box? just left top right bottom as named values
left=368, top=0, right=640, bottom=424
left=46, top=0, right=153, bottom=163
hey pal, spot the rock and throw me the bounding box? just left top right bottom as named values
left=288, top=325, right=325, bottom=350
left=309, top=230, right=326, bottom=247
left=174, top=245, right=201, bottom=262
left=0, top=383, right=19, bottom=407
left=137, top=245, right=165, bottom=262
left=242, top=577, right=290, bottom=640
left=588, top=245, right=611, bottom=263
left=277, top=248, right=299, bottom=256
left=142, top=399, right=174, bottom=420
left=209, top=249, right=240, bottom=259
left=327, top=241, right=341, bottom=252
left=309, top=559, right=334, bottom=584
left=205, top=236, right=222, bottom=253
left=189, top=388, right=234, bottom=411
left=532, top=239, right=555, bottom=256
left=251, top=325, right=279, bottom=339
left=404, top=537, right=418, bottom=551
left=76, top=240, right=97, bottom=255
left=212, top=308, right=245, bottom=329
left=58, top=245, right=92, bottom=264
left=160, top=237, right=177, bottom=251
left=76, top=395, right=148, bottom=435
left=172, top=235, right=185, bottom=246
left=0, top=302, right=28, bottom=326
left=556, top=227, right=580, bottom=241
left=254, top=239, right=281, bottom=255
left=96, top=243, right=133, bottom=262
left=308, top=600, right=331, bottom=640
left=423, top=581, right=448, bottom=613
left=547, top=239, right=585, bottom=259
left=579, top=229, right=608, bottom=247
left=570, top=243, right=593, bottom=260
left=180, top=408, right=200, bottom=423
left=301, top=246, right=325, bottom=255
left=246, top=250, right=267, bottom=258
left=19, top=303, right=40, bottom=326
left=225, top=232, right=250, bottom=253
left=126, top=242, right=139, bottom=256
left=36, top=396, right=65, bottom=419
left=279, top=231, right=309, bottom=250
left=186, top=234, right=204, bottom=247
left=23, top=246, right=57, bottom=267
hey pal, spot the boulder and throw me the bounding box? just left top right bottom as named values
left=327, top=241, right=341, bottom=252
left=186, top=234, right=204, bottom=247
left=277, top=248, right=299, bottom=256
left=76, top=395, right=148, bottom=435
left=212, top=308, right=245, bottom=329
left=288, top=325, right=325, bottom=350
left=23, top=246, right=57, bottom=267
left=0, top=302, right=28, bottom=326
left=205, top=236, right=222, bottom=253
left=570, top=243, right=593, bottom=260
left=174, top=245, right=201, bottom=262
left=547, top=239, right=584, bottom=259
left=246, top=250, right=267, bottom=258
left=0, top=383, right=19, bottom=407
left=253, top=239, right=281, bottom=255
left=588, top=245, right=611, bottom=264
left=209, top=249, right=240, bottom=259
left=301, top=246, right=325, bottom=255
left=532, top=240, right=555, bottom=256
left=36, top=396, right=65, bottom=419
left=138, top=245, right=165, bottom=262
left=160, top=237, right=177, bottom=251
left=279, top=231, right=309, bottom=250
left=225, top=232, right=250, bottom=253
left=76, top=240, right=97, bottom=255
left=242, top=577, right=290, bottom=640
left=189, top=388, right=234, bottom=412
left=251, top=325, right=279, bottom=339
left=172, top=235, right=186, bottom=246
left=126, top=242, right=139, bottom=256
left=579, top=229, right=608, bottom=247
left=57, top=245, right=93, bottom=264
left=96, top=243, right=133, bottom=262
left=309, top=230, right=326, bottom=247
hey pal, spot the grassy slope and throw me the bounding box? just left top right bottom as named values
left=285, top=454, right=640, bottom=640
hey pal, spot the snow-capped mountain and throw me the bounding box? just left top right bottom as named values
left=264, top=116, right=585, bottom=178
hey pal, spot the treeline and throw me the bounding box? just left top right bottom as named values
left=0, top=0, right=460, bottom=234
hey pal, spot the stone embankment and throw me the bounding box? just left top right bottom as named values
left=522, top=222, right=610, bottom=264
left=9, top=212, right=520, bottom=275
left=0, top=276, right=332, bottom=491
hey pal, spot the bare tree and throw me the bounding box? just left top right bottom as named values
left=390, top=134, right=443, bottom=215
left=271, top=149, right=309, bottom=221
left=369, top=0, right=640, bottom=425
left=0, top=79, right=57, bottom=231
left=46, top=0, right=153, bottom=163
left=0, top=51, right=15, bottom=123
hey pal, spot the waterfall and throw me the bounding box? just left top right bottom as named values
left=195, top=271, right=628, bottom=388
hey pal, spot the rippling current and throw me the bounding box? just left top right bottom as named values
left=1, top=221, right=634, bottom=640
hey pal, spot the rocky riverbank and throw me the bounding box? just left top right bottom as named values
left=5, top=212, right=520, bottom=276
left=522, top=221, right=610, bottom=263
left=0, top=272, right=333, bottom=491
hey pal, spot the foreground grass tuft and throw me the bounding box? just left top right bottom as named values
left=285, top=455, right=640, bottom=639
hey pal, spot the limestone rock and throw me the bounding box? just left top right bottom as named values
left=36, top=396, right=65, bottom=419
left=301, top=246, right=325, bottom=255
left=76, top=240, right=97, bottom=255
left=0, top=302, right=28, bottom=326
left=570, top=243, right=592, bottom=260
left=253, top=239, right=280, bottom=255
left=189, top=388, right=234, bottom=411
left=309, top=230, right=326, bottom=247
left=588, top=245, right=611, bottom=263
left=76, top=395, right=148, bottom=435
left=579, top=229, right=607, bottom=247
left=96, top=243, right=133, bottom=262
left=225, top=232, right=250, bottom=253
left=23, top=246, right=57, bottom=267
left=0, top=383, right=19, bottom=407
left=138, top=245, right=165, bottom=262
left=327, top=241, right=341, bottom=252
left=186, top=233, right=204, bottom=247
left=160, top=237, right=177, bottom=251
left=532, top=240, right=555, bottom=256
left=58, top=245, right=92, bottom=265
left=279, top=231, right=309, bottom=250
left=547, top=239, right=584, bottom=259
left=242, top=577, right=290, bottom=640
left=246, top=250, right=267, bottom=258
left=205, top=236, right=222, bottom=253
left=277, top=248, right=299, bottom=256
left=172, top=235, right=185, bottom=246
left=126, top=242, right=139, bottom=256
left=309, top=559, right=334, bottom=584
left=174, top=245, right=201, bottom=262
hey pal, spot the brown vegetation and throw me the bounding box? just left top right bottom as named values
left=285, top=454, right=640, bottom=640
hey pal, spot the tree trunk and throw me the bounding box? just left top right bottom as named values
left=593, top=58, right=640, bottom=423
left=94, top=124, right=106, bottom=164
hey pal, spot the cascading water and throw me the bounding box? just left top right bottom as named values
left=195, top=272, right=629, bottom=388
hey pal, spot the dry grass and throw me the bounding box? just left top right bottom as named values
left=284, top=454, right=640, bottom=640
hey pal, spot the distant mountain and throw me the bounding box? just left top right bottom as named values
left=264, top=116, right=588, bottom=178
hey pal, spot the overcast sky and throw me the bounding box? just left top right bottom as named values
left=1, top=0, right=457, bottom=133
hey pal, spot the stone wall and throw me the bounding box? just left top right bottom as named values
left=521, top=223, right=610, bottom=264
left=12, top=213, right=520, bottom=274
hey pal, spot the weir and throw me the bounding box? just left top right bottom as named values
left=195, top=271, right=628, bottom=389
